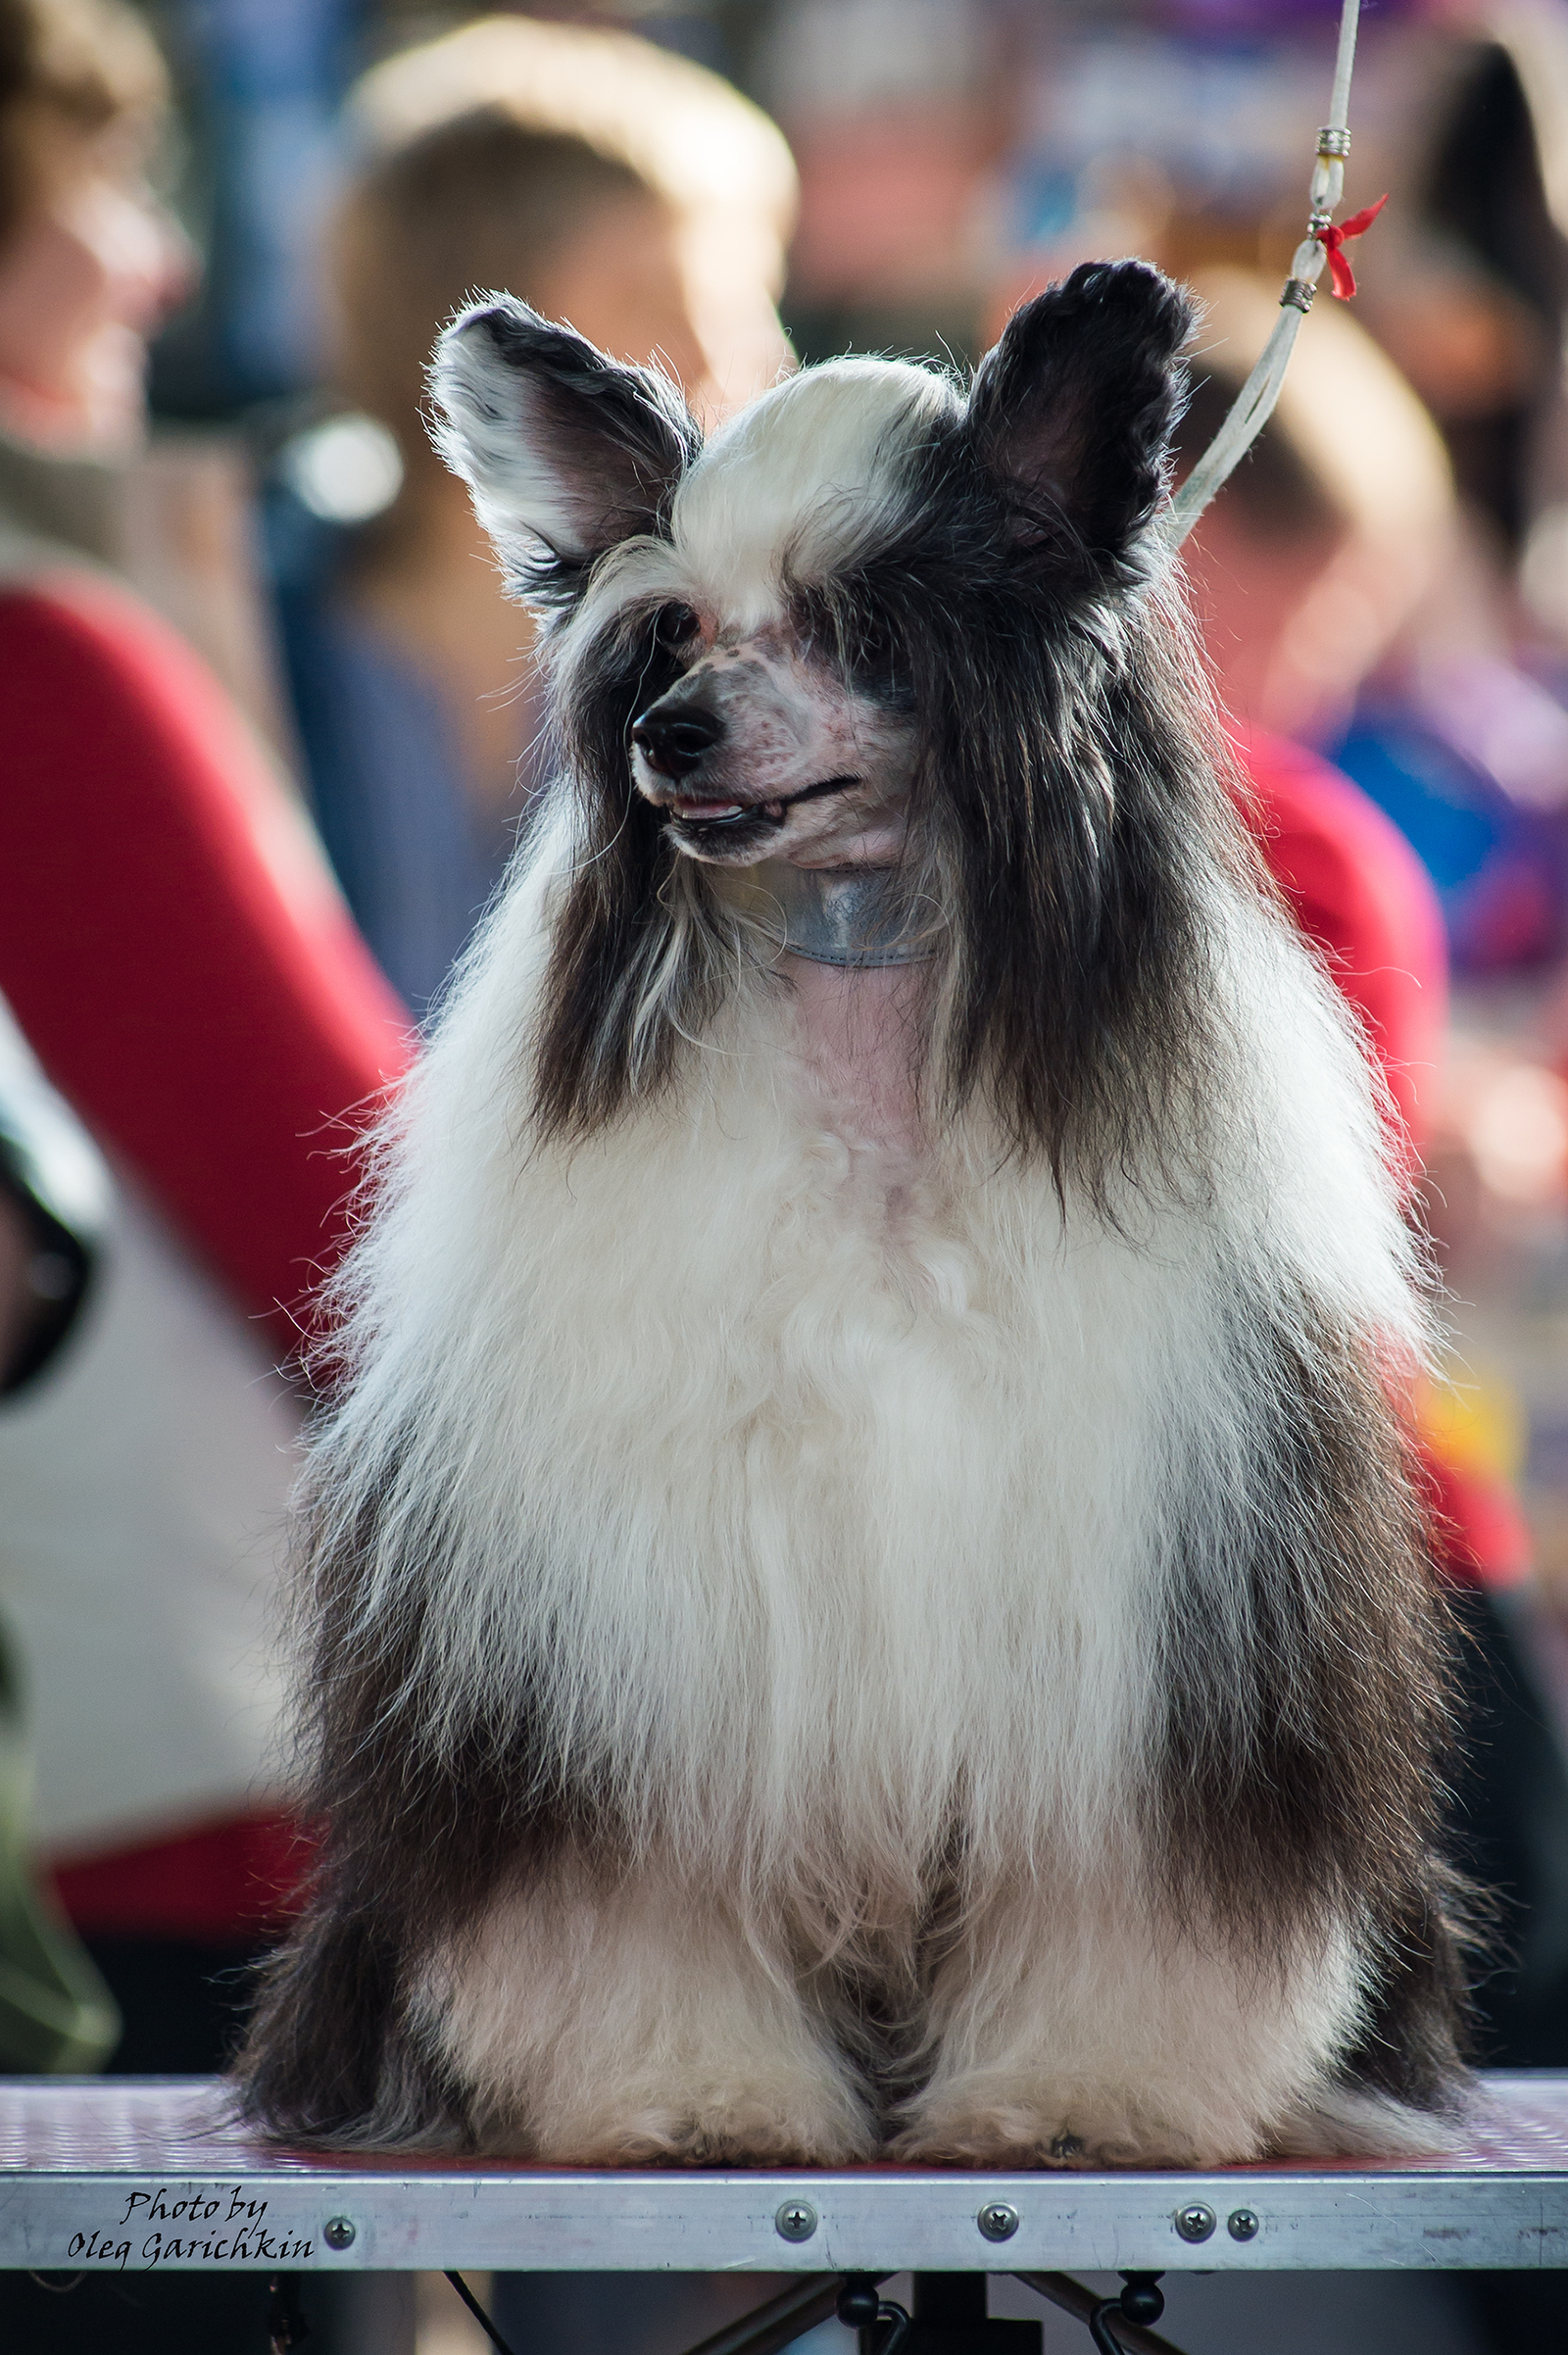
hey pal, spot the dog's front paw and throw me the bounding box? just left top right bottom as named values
left=501, top=2054, right=877, bottom=2167
left=611, top=2077, right=876, bottom=2167
left=891, top=2079, right=1258, bottom=2171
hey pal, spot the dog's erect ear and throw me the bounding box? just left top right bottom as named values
left=429, top=296, right=702, bottom=583
left=965, top=261, right=1193, bottom=564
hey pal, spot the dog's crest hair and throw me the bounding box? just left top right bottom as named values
left=239, top=265, right=1471, bottom=2164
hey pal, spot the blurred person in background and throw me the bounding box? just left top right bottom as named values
left=1178, top=266, right=1457, bottom=1135
left=0, top=1, right=409, bottom=2345
left=1178, top=270, right=1454, bottom=756
left=1358, top=15, right=1568, bottom=573
left=269, top=13, right=796, bottom=1016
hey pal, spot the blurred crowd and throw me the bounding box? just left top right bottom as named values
left=5, top=2, right=1568, bottom=2352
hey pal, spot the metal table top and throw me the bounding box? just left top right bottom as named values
left=2, top=2075, right=1567, bottom=2277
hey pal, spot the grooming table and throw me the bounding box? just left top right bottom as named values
left=0, top=2073, right=1566, bottom=2279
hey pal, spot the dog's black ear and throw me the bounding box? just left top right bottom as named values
left=429, top=296, right=702, bottom=586
left=965, top=261, right=1193, bottom=564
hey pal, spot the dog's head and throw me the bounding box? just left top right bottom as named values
left=431, top=264, right=1193, bottom=873
left=430, top=268, right=1229, bottom=1171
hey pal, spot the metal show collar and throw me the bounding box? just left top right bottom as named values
left=704, top=859, right=944, bottom=969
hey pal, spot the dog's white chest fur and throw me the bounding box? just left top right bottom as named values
left=370, top=899, right=1267, bottom=1894
left=338, top=796, right=1418, bottom=1910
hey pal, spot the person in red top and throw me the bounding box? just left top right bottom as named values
left=1241, top=726, right=1534, bottom=1585
left=0, top=570, right=411, bottom=1949
left=0, top=0, right=410, bottom=1947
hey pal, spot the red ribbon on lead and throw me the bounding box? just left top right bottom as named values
left=1316, top=193, right=1389, bottom=299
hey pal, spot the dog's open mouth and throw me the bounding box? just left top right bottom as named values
left=665, top=775, right=859, bottom=832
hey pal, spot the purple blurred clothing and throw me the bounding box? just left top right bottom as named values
left=1330, top=656, right=1568, bottom=974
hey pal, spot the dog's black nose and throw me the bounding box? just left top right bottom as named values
left=631, top=706, right=723, bottom=778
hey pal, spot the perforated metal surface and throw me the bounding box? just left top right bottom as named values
left=0, top=2080, right=251, bottom=2175
left=1, top=2076, right=1566, bottom=2275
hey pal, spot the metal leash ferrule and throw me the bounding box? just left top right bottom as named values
left=1167, top=0, right=1362, bottom=544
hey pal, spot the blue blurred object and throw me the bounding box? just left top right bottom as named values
left=995, top=0, right=1429, bottom=270
left=262, top=470, right=541, bottom=1016
left=149, top=0, right=362, bottom=417
left=1329, top=662, right=1568, bottom=973
left=997, top=25, right=1339, bottom=259
left=1004, top=162, right=1078, bottom=253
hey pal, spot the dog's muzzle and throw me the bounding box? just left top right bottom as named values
left=631, top=689, right=756, bottom=830
left=631, top=687, right=858, bottom=841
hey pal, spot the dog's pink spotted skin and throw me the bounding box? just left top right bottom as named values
left=785, top=956, right=926, bottom=1162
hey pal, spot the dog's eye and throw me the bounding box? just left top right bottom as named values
left=652, top=603, right=699, bottom=651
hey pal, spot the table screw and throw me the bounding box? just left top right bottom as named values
left=977, top=2200, right=1020, bottom=2243
left=1227, top=2208, right=1259, bottom=2243
left=774, top=2199, right=817, bottom=2243
left=323, top=2216, right=357, bottom=2250
left=1173, top=2201, right=1216, bottom=2244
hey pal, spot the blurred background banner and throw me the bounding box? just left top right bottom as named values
left=144, top=0, right=356, bottom=417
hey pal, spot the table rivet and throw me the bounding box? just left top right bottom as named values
left=977, top=2201, right=1020, bottom=2243
left=1173, top=2201, right=1216, bottom=2244
left=774, top=2199, right=817, bottom=2243
left=323, top=2216, right=357, bottom=2250
left=1227, top=2208, right=1259, bottom=2243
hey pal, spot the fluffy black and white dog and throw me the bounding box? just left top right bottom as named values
left=240, top=261, right=1468, bottom=2167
